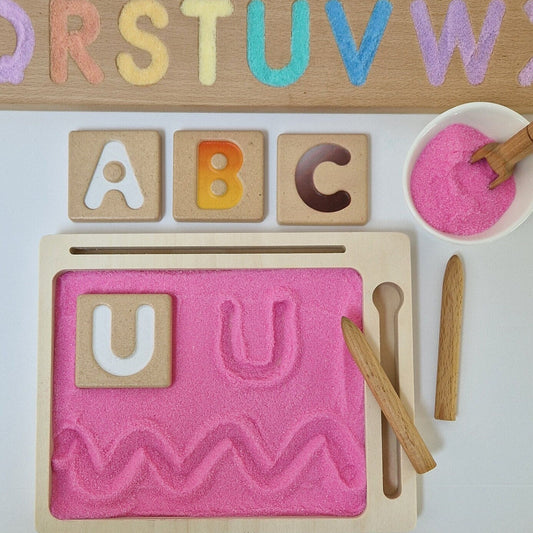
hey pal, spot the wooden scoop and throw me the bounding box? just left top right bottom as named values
left=470, top=121, right=533, bottom=189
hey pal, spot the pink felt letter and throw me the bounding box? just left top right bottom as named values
left=50, top=0, right=104, bottom=84
left=410, top=0, right=505, bottom=86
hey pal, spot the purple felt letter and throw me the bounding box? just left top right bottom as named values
left=0, top=0, right=35, bottom=84
left=410, top=0, right=505, bottom=86
left=519, top=1, right=533, bottom=86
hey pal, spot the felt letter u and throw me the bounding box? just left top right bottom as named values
left=247, top=0, right=310, bottom=87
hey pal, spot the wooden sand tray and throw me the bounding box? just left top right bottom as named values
left=37, top=232, right=417, bottom=533
left=1, top=0, right=533, bottom=111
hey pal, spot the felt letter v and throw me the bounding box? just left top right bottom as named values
left=325, top=0, right=392, bottom=86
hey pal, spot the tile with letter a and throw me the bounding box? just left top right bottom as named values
left=277, top=134, right=368, bottom=225
left=75, top=294, right=172, bottom=388
left=69, top=130, right=162, bottom=222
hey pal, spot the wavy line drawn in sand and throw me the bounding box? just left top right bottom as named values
left=52, top=415, right=365, bottom=501
left=217, top=288, right=299, bottom=385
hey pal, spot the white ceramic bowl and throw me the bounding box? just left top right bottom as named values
left=403, top=102, right=533, bottom=244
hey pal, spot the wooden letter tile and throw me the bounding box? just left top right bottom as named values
left=173, top=130, right=265, bottom=222
left=69, top=130, right=162, bottom=222
left=75, top=294, right=172, bottom=388
left=277, top=134, right=368, bottom=225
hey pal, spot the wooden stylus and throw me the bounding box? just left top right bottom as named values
left=341, top=317, right=436, bottom=475
left=434, top=255, right=464, bottom=421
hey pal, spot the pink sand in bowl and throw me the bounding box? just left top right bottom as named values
left=410, top=123, right=516, bottom=236
left=51, top=268, right=366, bottom=519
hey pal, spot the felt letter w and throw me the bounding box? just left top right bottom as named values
left=325, top=0, right=392, bottom=86
left=410, top=0, right=505, bottom=86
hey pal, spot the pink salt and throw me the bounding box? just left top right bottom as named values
left=410, top=123, right=516, bottom=236
left=51, top=269, right=366, bottom=519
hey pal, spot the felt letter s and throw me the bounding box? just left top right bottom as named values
left=117, top=0, right=169, bottom=86
left=0, top=0, right=35, bottom=84
left=50, top=0, right=103, bottom=84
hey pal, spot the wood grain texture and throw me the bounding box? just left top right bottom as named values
left=2, top=1, right=533, bottom=111
left=36, top=232, right=417, bottom=532
left=434, top=254, right=465, bottom=421
left=341, top=317, right=436, bottom=475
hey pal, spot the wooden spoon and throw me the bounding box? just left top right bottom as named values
left=470, top=121, right=533, bottom=189
left=341, top=317, right=436, bottom=475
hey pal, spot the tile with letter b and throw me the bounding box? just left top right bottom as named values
left=173, top=130, right=265, bottom=222
left=69, top=130, right=162, bottom=222
left=75, top=294, right=172, bottom=388
left=277, top=134, right=368, bottom=225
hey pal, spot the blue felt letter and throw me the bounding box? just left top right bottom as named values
left=325, top=0, right=392, bottom=86
left=247, top=0, right=310, bottom=87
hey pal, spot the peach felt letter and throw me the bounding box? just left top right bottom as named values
left=117, top=0, right=169, bottom=86
left=180, top=0, right=234, bottom=86
left=50, top=0, right=103, bottom=84
left=197, top=141, right=243, bottom=209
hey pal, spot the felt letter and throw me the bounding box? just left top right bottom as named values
left=325, top=0, right=392, bottom=86
left=92, top=304, right=155, bottom=377
left=180, top=0, right=234, bottom=86
left=295, top=144, right=352, bottom=213
left=50, top=0, right=103, bottom=84
left=197, top=140, right=243, bottom=209
left=519, top=0, right=533, bottom=86
left=0, top=0, right=34, bottom=84
left=117, top=0, right=169, bottom=86
left=410, top=0, right=505, bottom=86
left=247, top=0, right=309, bottom=87
left=84, top=141, right=144, bottom=210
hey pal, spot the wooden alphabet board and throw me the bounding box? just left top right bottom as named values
left=37, top=232, right=417, bottom=532
left=2, top=1, right=533, bottom=111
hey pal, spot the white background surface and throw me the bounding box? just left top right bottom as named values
left=0, top=110, right=532, bottom=533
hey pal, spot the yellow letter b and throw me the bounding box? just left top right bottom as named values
left=197, top=141, right=244, bottom=210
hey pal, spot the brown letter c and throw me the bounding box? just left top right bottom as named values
left=294, top=143, right=351, bottom=213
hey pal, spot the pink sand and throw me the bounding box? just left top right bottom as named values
left=51, top=269, right=366, bottom=519
left=410, top=123, right=516, bottom=236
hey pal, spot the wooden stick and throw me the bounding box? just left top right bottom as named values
left=341, top=317, right=436, bottom=475
left=434, top=255, right=465, bottom=421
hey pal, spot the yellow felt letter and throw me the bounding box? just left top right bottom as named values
left=180, top=0, right=234, bottom=86
left=117, top=0, right=169, bottom=86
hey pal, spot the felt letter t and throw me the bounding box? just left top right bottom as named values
left=181, top=0, right=234, bottom=86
